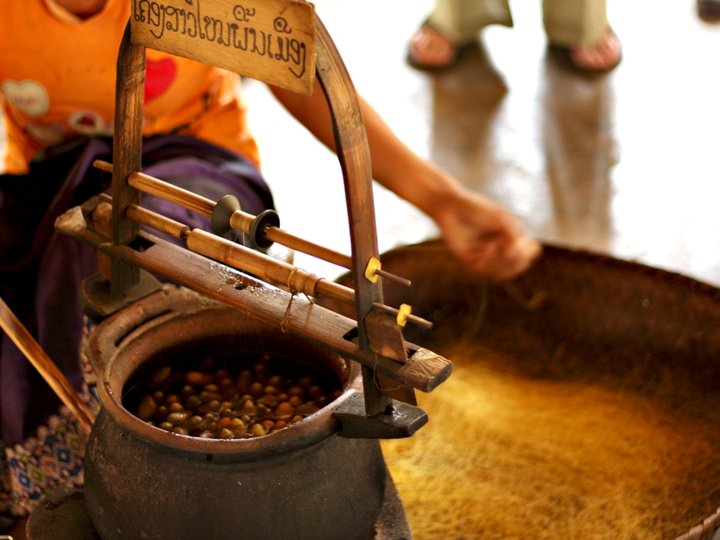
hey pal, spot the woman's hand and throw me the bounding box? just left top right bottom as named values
left=432, top=189, right=542, bottom=280
left=270, top=85, right=541, bottom=280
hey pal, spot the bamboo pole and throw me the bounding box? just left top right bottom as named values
left=123, top=203, right=431, bottom=328
left=0, top=297, right=96, bottom=433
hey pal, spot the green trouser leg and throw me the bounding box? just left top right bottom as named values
left=426, top=0, right=513, bottom=43
left=425, top=0, right=608, bottom=46
left=543, top=0, right=608, bottom=47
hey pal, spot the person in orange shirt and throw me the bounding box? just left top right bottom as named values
left=0, top=0, right=541, bottom=526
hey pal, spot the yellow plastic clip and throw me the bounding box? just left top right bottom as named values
left=396, top=303, right=412, bottom=328
left=364, top=257, right=381, bottom=283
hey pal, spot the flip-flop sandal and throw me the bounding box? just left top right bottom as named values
left=548, top=29, right=622, bottom=74
left=406, top=22, right=473, bottom=72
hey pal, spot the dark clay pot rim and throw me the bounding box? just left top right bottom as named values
left=87, top=286, right=361, bottom=456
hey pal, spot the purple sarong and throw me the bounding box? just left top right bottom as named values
left=0, top=135, right=273, bottom=518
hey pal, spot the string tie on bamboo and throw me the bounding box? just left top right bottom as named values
left=280, top=292, right=296, bottom=333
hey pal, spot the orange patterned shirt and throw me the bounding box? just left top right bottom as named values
left=0, top=0, right=259, bottom=174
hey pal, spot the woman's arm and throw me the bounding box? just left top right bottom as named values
left=269, top=84, right=541, bottom=280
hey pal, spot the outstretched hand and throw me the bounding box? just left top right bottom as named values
left=432, top=190, right=542, bottom=281
left=270, top=86, right=541, bottom=280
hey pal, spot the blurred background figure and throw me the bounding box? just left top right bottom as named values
left=698, top=0, right=720, bottom=21
left=406, top=0, right=621, bottom=73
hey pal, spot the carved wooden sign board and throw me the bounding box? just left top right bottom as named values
left=130, top=0, right=317, bottom=95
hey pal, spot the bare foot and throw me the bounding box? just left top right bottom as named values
left=569, top=30, right=622, bottom=72
left=407, top=25, right=465, bottom=70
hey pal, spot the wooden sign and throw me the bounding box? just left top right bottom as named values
left=129, top=0, right=317, bottom=95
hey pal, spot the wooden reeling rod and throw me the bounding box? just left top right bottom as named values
left=121, top=202, right=432, bottom=329
left=93, top=160, right=411, bottom=286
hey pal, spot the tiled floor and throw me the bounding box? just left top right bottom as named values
left=244, top=0, right=720, bottom=287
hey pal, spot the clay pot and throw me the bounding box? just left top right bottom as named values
left=83, top=285, right=386, bottom=540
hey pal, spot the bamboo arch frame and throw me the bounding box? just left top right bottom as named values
left=108, top=13, right=395, bottom=414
